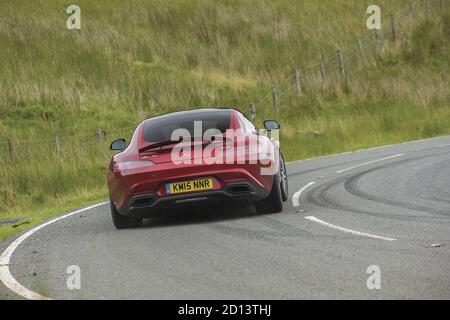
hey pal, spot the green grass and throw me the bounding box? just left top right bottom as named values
left=0, top=0, right=449, bottom=241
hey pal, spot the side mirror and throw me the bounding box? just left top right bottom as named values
left=110, top=139, right=126, bottom=151
left=263, top=120, right=280, bottom=131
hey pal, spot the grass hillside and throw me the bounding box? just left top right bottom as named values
left=0, top=0, right=449, bottom=240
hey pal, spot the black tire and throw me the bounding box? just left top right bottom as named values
left=110, top=200, right=143, bottom=229
left=255, top=175, right=283, bottom=214
left=279, top=153, right=289, bottom=202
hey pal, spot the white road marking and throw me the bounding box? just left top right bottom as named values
left=336, top=154, right=404, bottom=173
left=305, top=216, right=397, bottom=241
left=437, top=144, right=450, bottom=148
left=0, top=201, right=108, bottom=300
left=286, top=134, right=450, bottom=166
left=292, top=182, right=316, bottom=207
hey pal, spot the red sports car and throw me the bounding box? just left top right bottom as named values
left=107, top=108, right=288, bottom=229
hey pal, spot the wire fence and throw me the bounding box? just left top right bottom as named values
left=0, top=0, right=448, bottom=160
left=247, top=0, right=448, bottom=119
left=0, top=124, right=139, bottom=165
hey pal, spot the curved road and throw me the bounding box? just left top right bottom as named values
left=1, top=136, right=450, bottom=299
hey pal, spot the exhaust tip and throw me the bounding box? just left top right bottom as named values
left=228, top=184, right=252, bottom=194
left=131, top=196, right=154, bottom=207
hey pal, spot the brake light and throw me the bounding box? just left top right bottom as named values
left=113, top=160, right=154, bottom=174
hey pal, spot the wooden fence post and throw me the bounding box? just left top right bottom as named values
left=249, top=103, right=256, bottom=122
left=438, top=0, right=443, bottom=10
left=96, top=128, right=105, bottom=141
left=272, top=86, right=278, bottom=112
left=276, top=16, right=281, bottom=43
left=375, top=29, right=382, bottom=54
left=294, top=69, right=302, bottom=94
left=390, top=14, right=397, bottom=42
left=7, top=137, right=16, bottom=160
left=337, top=49, right=346, bottom=79
left=425, top=0, right=430, bottom=16
left=357, top=39, right=366, bottom=62
left=319, top=53, right=326, bottom=81
left=54, top=135, right=61, bottom=154
left=408, top=0, right=414, bottom=18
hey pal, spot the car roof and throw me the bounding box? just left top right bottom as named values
left=144, top=108, right=234, bottom=122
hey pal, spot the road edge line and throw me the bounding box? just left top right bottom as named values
left=305, top=216, right=397, bottom=241
left=335, top=153, right=404, bottom=173
left=286, top=135, right=450, bottom=165
left=0, top=201, right=108, bottom=300
left=292, top=182, right=316, bottom=207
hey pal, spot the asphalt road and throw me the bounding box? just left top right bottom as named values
left=1, top=136, right=450, bottom=299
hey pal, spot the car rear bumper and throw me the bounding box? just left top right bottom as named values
left=116, top=181, right=269, bottom=218
left=108, top=161, right=275, bottom=214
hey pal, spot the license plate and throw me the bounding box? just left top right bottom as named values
left=166, top=178, right=213, bottom=195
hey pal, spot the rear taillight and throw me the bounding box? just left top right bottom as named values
left=112, top=160, right=154, bottom=175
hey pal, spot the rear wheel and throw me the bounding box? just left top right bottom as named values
left=110, top=200, right=143, bottom=229
left=255, top=175, right=283, bottom=214
left=279, top=153, right=289, bottom=202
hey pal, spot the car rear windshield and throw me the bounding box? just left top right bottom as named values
left=143, top=109, right=231, bottom=142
